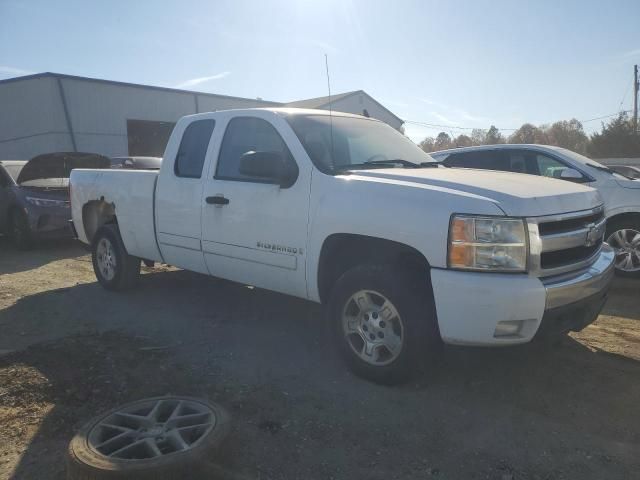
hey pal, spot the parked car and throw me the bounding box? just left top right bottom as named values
left=1, top=152, right=110, bottom=248
left=71, top=109, right=614, bottom=384
left=111, top=156, right=162, bottom=170
left=431, top=145, right=640, bottom=277
left=608, top=164, right=640, bottom=180
left=0, top=160, right=27, bottom=238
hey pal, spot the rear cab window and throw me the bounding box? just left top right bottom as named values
left=174, top=119, right=215, bottom=178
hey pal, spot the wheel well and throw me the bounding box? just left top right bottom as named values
left=317, top=234, right=431, bottom=303
left=82, top=200, right=116, bottom=243
left=606, top=212, right=640, bottom=232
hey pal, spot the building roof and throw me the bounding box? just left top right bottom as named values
left=285, top=89, right=404, bottom=125
left=0, top=72, right=283, bottom=106
left=284, top=90, right=360, bottom=108
left=0, top=73, right=404, bottom=125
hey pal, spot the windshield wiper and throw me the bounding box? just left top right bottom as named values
left=587, top=163, right=635, bottom=180
left=334, top=159, right=443, bottom=172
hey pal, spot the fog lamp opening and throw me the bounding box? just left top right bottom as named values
left=494, top=320, right=524, bottom=338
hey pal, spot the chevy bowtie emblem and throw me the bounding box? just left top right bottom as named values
left=585, top=222, right=604, bottom=247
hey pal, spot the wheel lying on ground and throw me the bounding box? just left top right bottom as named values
left=327, top=264, right=440, bottom=385
left=8, top=208, right=34, bottom=250
left=605, top=218, right=640, bottom=278
left=67, top=396, right=231, bottom=480
left=92, top=224, right=141, bottom=291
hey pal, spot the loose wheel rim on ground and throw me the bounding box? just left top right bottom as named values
left=607, top=228, right=640, bottom=272
left=342, top=289, right=404, bottom=366
left=86, top=397, right=218, bottom=460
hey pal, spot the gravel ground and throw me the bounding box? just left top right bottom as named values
left=0, top=237, right=639, bottom=480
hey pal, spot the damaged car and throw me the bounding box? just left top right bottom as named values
left=1, top=152, right=110, bottom=249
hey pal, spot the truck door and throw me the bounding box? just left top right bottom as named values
left=155, top=119, right=216, bottom=274
left=201, top=113, right=311, bottom=299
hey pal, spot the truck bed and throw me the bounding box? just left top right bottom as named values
left=70, top=169, right=162, bottom=262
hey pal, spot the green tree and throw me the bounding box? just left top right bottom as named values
left=485, top=125, right=505, bottom=145
left=588, top=113, right=640, bottom=158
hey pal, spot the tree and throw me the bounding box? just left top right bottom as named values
left=434, top=132, right=452, bottom=151
left=485, top=125, right=505, bottom=145
left=509, top=123, right=544, bottom=144
left=453, top=134, right=473, bottom=148
left=419, top=137, right=435, bottom=153
left=547, top=119, right=588, bottom=154
left=588, top=113, right=640, bottom=158
left=471, top=128, right=487, bottom=146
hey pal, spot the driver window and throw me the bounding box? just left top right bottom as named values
left=216, top=117, right=296, bottom=182
left=534, top=154, right=571, bottom=179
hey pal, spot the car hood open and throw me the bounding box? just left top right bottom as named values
left=17, top=152, right=110, bottom=185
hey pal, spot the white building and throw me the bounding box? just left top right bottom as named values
left=0, top=73, right=404, bottom=160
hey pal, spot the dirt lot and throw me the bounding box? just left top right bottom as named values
left=1, top=238, right=639, bottom=480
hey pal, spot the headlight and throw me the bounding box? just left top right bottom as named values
left=25, top=197, right=70, bottom=208
left=448, top=215, right=528, bottom=272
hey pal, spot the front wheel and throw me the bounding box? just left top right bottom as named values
left=327, top=264, right=440, bottom=385
left=92, top=224, right=141, bottom=291
left=606, top=219, right=640, bottom=278
left=9, top=209, right=34, bottom=250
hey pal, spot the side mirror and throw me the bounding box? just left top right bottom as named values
left=560, top=168, right=586, bottom=182
left=238, top=151, right=298, bottom=188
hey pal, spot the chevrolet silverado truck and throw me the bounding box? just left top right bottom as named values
left=70, top=108, right=615, bottom=384
left=431, top=145, right=640, bottom=277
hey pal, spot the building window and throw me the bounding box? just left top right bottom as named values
left=127, top=119, right=176, bottom=157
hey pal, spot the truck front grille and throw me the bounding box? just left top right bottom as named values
left=528, top=207, right=606, bottom=277
left=540, top=241, right=602, bottom=269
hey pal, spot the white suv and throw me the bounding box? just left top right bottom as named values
left=432, top=144, right=640, bottom=277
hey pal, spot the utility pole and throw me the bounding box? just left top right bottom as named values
left=634, top=64, right=638, bottom=134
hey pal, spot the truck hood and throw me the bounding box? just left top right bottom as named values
left=17, top=152, right=110, bottom=186
left=350, top=167, right=603, bottom=217
left=615, top=177, right=640, bottom=189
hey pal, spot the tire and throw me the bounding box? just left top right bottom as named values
left=8, top=208, right=34, bottom=250
left=327, top=264, right=440, bottom=385
left=66, top=396, right=231, bottom=480
left=92, top=224, right=141, bottom=291
left=605, top=218, right=640, bottom=279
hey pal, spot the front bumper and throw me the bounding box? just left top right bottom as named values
left=430, top=244, right=615, bottom=346
left=26, top=205, right=74, bottom=238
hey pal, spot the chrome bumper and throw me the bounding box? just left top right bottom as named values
left=542, top=244, right=615, bottom=310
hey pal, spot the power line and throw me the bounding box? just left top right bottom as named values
left=404, top=110, right=631, bottom=134
left=619, top=78, right=633, bottom=111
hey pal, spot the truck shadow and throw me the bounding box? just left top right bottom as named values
left=0, top=236, right=87, bottom=275
left=2, top=270, right=639, bottom=479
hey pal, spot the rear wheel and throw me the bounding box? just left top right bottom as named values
left=606, top=218, right=640, bottom=278
left=8, top=209, right=34, bottom=250
left=328, top=264, right=440, bottom=385
left=92, top=224, right=141, bottom=291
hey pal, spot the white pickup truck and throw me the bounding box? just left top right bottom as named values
left=71, top=108, right=615, bottom=384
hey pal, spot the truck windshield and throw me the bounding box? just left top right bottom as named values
left=286, top=114, right=436, bottom=174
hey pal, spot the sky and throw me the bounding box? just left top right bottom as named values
left=1, top=0, right=639, bottom=142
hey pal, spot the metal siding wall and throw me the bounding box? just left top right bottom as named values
left=329, top=95, right=403, bottom=130
left=195, top=95, right=278, bottom=113
left=60, top=78, right=197, bottom=157
left=0, top=77, right=73, bottom=159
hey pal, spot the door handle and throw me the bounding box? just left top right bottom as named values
left=206, top=195, right=229, bottom=205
